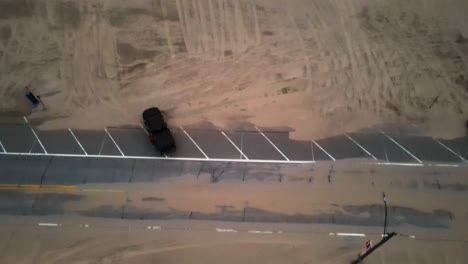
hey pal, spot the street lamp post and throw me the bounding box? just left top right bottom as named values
left=351, top=192, right=396, bottom=264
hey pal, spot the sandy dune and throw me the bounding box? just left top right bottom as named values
left=0, top=0, right=467, bottom=139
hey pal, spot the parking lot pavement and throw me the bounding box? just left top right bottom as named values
left=314, top=135, right=371, bottom=160
left=0, top=124, right=42, bottom=153
left=262, top=132, right=313, bottom=161
left=171, top=129, right=206, bottom=158
left=389, top=135, right=460, bottom=163
left=1, top=121, right=467, bottom=164
left=105, top=128, right=157, bottom=157
left=35, top=129, right=84, bottom=154
left=439, top=137, right=468, bottom=161
left=184, top=130, right=243, bottom=159
left=72, top=130, right=121, bottom=156
left=346, top=133, right=417, bottom=163
left=224, top=131, right=286, bottom=160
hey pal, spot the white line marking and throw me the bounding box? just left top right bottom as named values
left=152, top=226, right=161, bottom=230
left=139, top=123, right=149, bottom=135
left=0, top=140, right=6, bottom=153
left=216, top=228, right=238, bottom=233
left=0, top=151, right=318, bottom=164
left=98, top=135, right=106, bottom=155
left=68, top=129, right=87, bottom=155
left=311, top=139, right=335, bottom=161
left=380, top=131, right=422, bottom=163
left=336, top=233, right=366, bottom=237
left=38, top=223, right=58, bottom=227
left=409, top=235, right=416, bottom=239
left=104, top=128, right=125, bottom=157
left=29, top=126, right=47, bottom=154
left=329, top=232, right=336, bottom=236
left=310, top=141, right=315, bottom=161
left=240, top=133, right=245, bottom=160
left=433, top=139, right=467, bottom=162
left=221, top=131, right=249, bottom=160
left=432, top=163, right=460, bottom=168
left=345, top=134, right=377, bottom=160
left=375, top=162, right=424, bottom=167
left=248, top=230, right=273, bottom=234
left=181, top=128, right=209, bottom=159
left=255, top=127, right=289, bottom=161
left=23, top=116, right=29, bottom=124
left=1, top=152, right=466, bottom=168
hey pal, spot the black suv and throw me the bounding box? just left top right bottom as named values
left=142, top=107, right=175, bottom=154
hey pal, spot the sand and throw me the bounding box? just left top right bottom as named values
left=0, top=0, right=467, bottom=139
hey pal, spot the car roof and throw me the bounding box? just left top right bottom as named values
left=146, top=116, right=166, bottom=132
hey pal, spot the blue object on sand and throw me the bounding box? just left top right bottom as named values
left=25, top=91, right=39, bottom=107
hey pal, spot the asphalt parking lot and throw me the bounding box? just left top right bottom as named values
left=0, top=118, right=467, bottom=165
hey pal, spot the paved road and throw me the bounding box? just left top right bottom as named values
left=1, top=216, right=465, bottom=264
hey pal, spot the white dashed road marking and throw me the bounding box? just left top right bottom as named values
left=216, top=228, right=238, bottom=233
left=336, top=233, right=366, bottom=237
left=248, top=230, right=274, bottom=234
left=38, top=223, right=59, bottom=227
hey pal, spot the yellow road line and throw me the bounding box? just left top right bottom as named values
left=0, top=184, right=76, bottom=191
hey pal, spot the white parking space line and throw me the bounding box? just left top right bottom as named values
left=181, top=127, right=209, bottom=159
left=255, top=127, right=289, bottom=161
left=310, top=141, right=315, bottom=161
left=433, top=139, right=467, bottom=162
left=98, top=135, right=106, bottom=155
left=30, top=127, right=47, bottom=154
left=23, top=116, right=48, bottom=154
left=104, top=128, right=125, bottom=157
left=311, top=139, right=335, bottom=161
left=0, top=140, right=6, bottom=153
left=68, top=128, right=88, bottom=155
left=139, top=123, right=149, bottom=135
left=221, top=131, right=249, bottom=160
left=380, top=131, right=422, bottom=163
left=345, top=134, right=377, bottom=160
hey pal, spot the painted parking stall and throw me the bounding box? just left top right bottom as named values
left=0, top=117, right=467, bottom=166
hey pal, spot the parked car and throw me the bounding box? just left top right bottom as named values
left=142, top=107, right=175, bottom=154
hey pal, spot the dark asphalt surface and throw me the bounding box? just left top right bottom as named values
left=0, top=121, right=467, bottom=164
